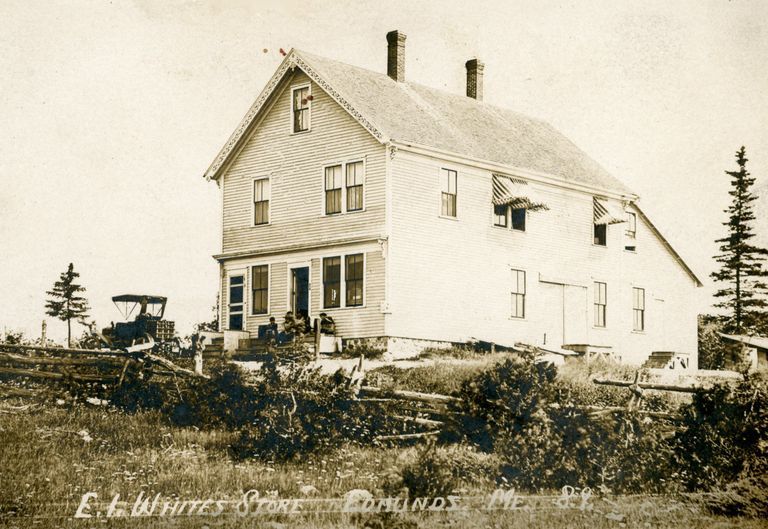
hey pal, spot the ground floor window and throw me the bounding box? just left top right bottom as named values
left=511, top=269, right=526, bottom=318
left=323, top=257, right=341, bottom=308
left=251, top=265, right=268, bottom=315
left=633, top=287, right=645, bottom=331
left=345, top=254, right=364, bottom=307
left=322, top=253, right=364, bottom=308
left=594, top=281, right=607, bottom=327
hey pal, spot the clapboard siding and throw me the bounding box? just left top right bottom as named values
left=220, top=70, right=386, bottom=254
left=387, top=150, right=698, bottom=364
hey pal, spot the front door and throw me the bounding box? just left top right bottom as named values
left=228, top=275, right=244, bottom=330
left=291, top=266, right=310, bottom=322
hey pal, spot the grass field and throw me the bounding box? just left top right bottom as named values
left=1, top=401, right=765, bottom=529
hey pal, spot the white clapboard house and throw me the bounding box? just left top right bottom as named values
left=204, top=31, right=702, bottom=365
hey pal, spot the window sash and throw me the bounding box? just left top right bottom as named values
left=346, top=161, right=364, bottom=211
left=632, top=288, right=645, bottom=331
left=254, top=178, right=270, bottom=225
left=626, top=212, right=637, bottom=238
left=594, top=282, right=607, bottom=327
left=493, top=205, right=508, bottom=227
left=441, top=192, right=456, bottom=217
left=510, top=269, right=525, bottom=318
left=251, top=265, right=268, bottom=315
left=511, top=208, right=526, bottom=231
left=594, top=223, right=607, bottom=245
left=292, top=87, right=309, bottom=132
left=325, top=165, right=343, bottom=215
left=440, top=169, right=457, bottom=217
left=345, top=254, right=364, bottom=306
left=323, top=257, right=341, bottom=308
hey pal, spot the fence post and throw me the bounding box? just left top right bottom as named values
left=41, top=320, right=47, bottom=347
left=314, top=319, right=321, bottom=360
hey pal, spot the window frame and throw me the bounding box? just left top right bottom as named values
left=322, top=256, right=342, bottom=309
left=250, top=264, right=270, bottom=316
left=320, top=252, right=366, bottom=309
left=252, top=176, right=270, bottom=226
left=290, top=84, right=311, bottom=134
left=624, top=212, right=637, bottom=252
left=632, top=287, right=646, bottom=332
left=510, top=268, right=526, bottom=319
left=439, top=168, right=458, bottom=219
left=593, top=281, right=607, bottom=328
left=324, top=164, right=343, bottom=215
left=322, top=159, right=366, bottom=216
left=226, top=272, right=246, bottom=331
left=593, top=223, right=607, bottom=246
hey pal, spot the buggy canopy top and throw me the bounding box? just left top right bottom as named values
left=111, top=294, right=167, bottom=320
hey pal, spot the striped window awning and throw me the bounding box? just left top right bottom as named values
left=593, top=197, right=626, bottom=225
left=491, top=174, right=549, bottom=211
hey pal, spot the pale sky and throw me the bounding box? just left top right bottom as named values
left=1, top=0, right=766, bottom=343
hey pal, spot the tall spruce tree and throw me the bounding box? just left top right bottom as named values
left=45, top=263, right=90, bottom=347
left=711, top=146, right=768, bottom=335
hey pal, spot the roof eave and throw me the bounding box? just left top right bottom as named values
left=633, top=204, right=704, bottom=287
left=390, top=139, right=639, bottom=202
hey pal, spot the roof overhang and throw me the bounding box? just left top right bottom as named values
left=633, top=205, right=703, bottom=287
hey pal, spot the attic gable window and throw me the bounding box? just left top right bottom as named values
left=253, top=177, right=270, bottom=225
left=440, top=168, right=457, bottom=218
left=346, top=161, right=364, bottom=212
left=292, top=85, right=310, bottom=133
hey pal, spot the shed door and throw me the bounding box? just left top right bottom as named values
left=563, top=285, right=588, bottom=345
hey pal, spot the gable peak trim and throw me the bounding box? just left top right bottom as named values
left=204, top=49, right=387, bottom=181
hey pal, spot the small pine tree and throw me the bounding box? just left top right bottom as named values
left=711, top=147, right=768, bottom=335
left=45, top=263, right=91, bottom=347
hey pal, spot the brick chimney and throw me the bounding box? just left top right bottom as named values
left=465, top=59, right=485, bottom=101
left=386, top=30, right=406, bottom=82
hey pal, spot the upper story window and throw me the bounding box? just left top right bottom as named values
left=440, top=168, right=457, bottom=218
left=594, top=224, right=607, bottom=246
left=324, top=165, right=343, bottom=215
left=251, top=265, right=269, bottom=315
left=292, top=85, right=310, bottom=133
left=511, top=269, right=526, bottom=318
left=493, top=205, right=507, bottom=227
left=253, top=177, right=270, bottom=225
left=511, top=208, right=526, bottom=231
left=324, top=161, right=364, bottom=215
left=633, top=287, right=645, bottom=331
left=594, top=281, right=607, bottom=327
left=625, top=212, right=637, bottom=251
left=346, top=161, right=364, bottom=212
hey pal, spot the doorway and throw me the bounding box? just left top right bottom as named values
left=228, top=274, right=244, bottom=331
left=290, top=266, right=310, bottom=322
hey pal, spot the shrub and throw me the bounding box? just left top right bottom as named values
left=674, top=372, right=768, bottom=489
left=451, top=354, right=679, bottom=493
left=398, top=443, right=494, bottom=497
left=700, top=474, right=768, bottom=518
left=229, top=358, right=400, bottom=461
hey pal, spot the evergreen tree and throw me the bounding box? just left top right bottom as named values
left=711, top=147, right=768, bottom=335
left=45, top=263, right=90, bottom=347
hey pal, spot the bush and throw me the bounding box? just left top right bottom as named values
left=229, top=358, right=401, bottom=461
left=700, top=474, right=768, bottom=518
left=451, top=354, right=678, bottom=493
left=399, top=443, right=495, bottom=497
left=675, top=372, right=768, bottom=489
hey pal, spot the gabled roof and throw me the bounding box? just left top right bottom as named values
left=204, top=49, right=633, bottom=197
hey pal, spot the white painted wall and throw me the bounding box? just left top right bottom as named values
left=387, top=150, right=699, bottom=365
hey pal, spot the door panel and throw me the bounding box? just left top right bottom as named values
left=291, top=267, right=310, bottom=321
left=563, top=285, right=588, bottom=345
left=228, top=275, right=244, bottom=331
